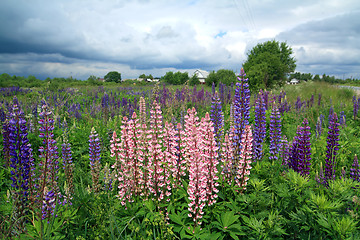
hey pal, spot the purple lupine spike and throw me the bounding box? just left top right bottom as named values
left=8, top=97, right=33, bottom=219
left=350, top=155, right=360, bottom=182
left=210, top=91, right=223, bottom=150
left=89, top=127, right=101, bottom=193
left=353, top=96, right=359, bottom=120
left=253, top=90, right=266, bottom=161
left=328, top=106, right=334, bottom=124
left=232, top=68, right=250, bottom=158
left=280, top=135, right=290, bottom=166
left=324, top=113, right=340, bottom=183
left=62, top=119, right=74, bottom=203
left=38, top=104, right=60, bottom=220
left=269, top=106, right=282, bottom=161
left=288, top=119, right=311, bottom=176
left=2, top=118, right=11, bottom=167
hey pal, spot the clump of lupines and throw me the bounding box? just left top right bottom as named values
left=288, top=119, right=311, bottom=176
left=269, top=106, right=282, bottom=161
left=253, top=90, right=267, bottom=161
left=210, top=91, right=223, bottom=150
left=232, top=68, right=250, bottom=159
left=350, top=155, right=360, bottom=182
left=89, top=127, right=102, bottom=193
left=38, top=104, right=60, bottom=220
left=324, top=113, right=340, bottom=183
left=8, top=97, right=33, bottom=225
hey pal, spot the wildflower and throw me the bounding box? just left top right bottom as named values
left=350, top=155, right=360, bottom=182
left=269, top=106, right=282, bottom=161
left=288, top=119, right=311, bottom=176
left=324, top=113, right=340, bottom=182
left=253, top=90, right=266, bottom=160
left=280, top=135, right=290, bottom=166
left=233, top=68, right=250, bottom=159
left=89, top=127, right=101, bottom=193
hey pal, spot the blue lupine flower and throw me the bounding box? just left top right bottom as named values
left=325, top=113, right=340, bottom=183
left=269, top=106, right=282, bottom=161
left=253, top=90, right=266, bottom=160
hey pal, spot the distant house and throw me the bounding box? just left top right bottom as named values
left=193, top=69, right=209, bottom=84
left=98, top=78, right=105, bottom=82
left=288, top=78, right=299, bottom=85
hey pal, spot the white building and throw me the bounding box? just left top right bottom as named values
left=193, top=69, right=209, bottom=84
left=288, top=78, right=300, bottom=85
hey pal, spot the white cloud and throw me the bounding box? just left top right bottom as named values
left=0, top=0, right=359, bottom=79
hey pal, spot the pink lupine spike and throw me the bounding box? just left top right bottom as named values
left=235, top=125, right=253, bottom=193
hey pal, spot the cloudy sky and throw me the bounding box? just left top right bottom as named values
left=0, top=0, right=359, bottom=80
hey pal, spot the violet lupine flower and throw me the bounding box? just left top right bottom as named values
left=350, top=155, right=360, bottom=182
left=353, top=96, right=359, bottom=120
left=233, top=68, right=250, bottom=158
left=42, top=188, right=56, bottom=221
left=89, top=127, right=101, bottom=193
left=253, top=90, right=267, bottom=161
left=324, top=113, right=340, bottom=183
left=172, top=123, right=187, bottom=188
left=315, top=163, right=327, bottom=186
left=210, top=91, right=223, bottom=150
left=269, top=106, right=282, bottom=161
left=328, top=106, right=334, bottom=124
left=38, top=104, right=60, bottom=220
left=280, top=135, right=290, bottom=166
left=288, top=119, right=311, bottom=176
left=8, top=98, right=32, bottom=217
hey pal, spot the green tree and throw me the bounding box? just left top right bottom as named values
left=104, top=71, right=121, bottom=83
left=205, top=71, right=218, bottom=86
left=216, top=69, right=236, bottom=85
left=243, top=40, right=296, bottom=90
left=313, top=74, right=320, bottom=81
left=189, top=74, right=200, bottom=86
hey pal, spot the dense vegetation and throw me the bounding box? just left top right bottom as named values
left=0, top=71, right=360, bottom=239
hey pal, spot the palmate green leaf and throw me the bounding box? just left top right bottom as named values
left=310, top=192, right=344, bottom=212
left=333, top=216, right=358, bottom=237
left=221, top=211, right=239, bottom=228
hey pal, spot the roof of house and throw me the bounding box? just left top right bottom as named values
left=193, top=69, right=209, bottom=79
left=290, top=78, right=299, bottom=83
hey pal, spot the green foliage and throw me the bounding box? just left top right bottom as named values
left=162, top=71, right=189, bottom=85
left=205, top=69, right=236, bottom=86
left=104, top=71, right=121, bottom=83
left=243, top=40, right=296, bottom=90
left=189, top=74, right=200, bottom=86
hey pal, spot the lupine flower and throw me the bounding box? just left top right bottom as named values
left=253, top=90, right=266, bottom=161
left=172, top=123, right=187, bottom=187
left=350, top=155, right=360, bottom=182
left=315, top=162, right=327, bottom=186
left=38, top=104, right=60, bottom=220
left=324, top=113, right=340, bottom=183
left=221, top=133, right=234, bottom=186
left=185, top=108, right=207, bottom=226
left=210, top=91, right=224, bottom=151
left=89, top=127, right=101, bottom=193
left=280, top=135, right=290, bottom=166
left=200, top=113, right=219, bottom=206
left=353, top=96, right=359, bottom=120
left=102, top=163, right=114, bottom=191
left=42, top=187, right=56, bottom=221
left=147, top=101, right=170, bottom=202
left=288, top=119, right=311, bottom=176
left=318, top=93, right=322, bottom=106
left=269, top=106, right=282, bottom=161
left=328, top=106, right=334, bottom=124
left=233, top=68, right=250, bottom=158
left=8, top=97, right=33, bottom=222
left=235, top=125, right=253, bottom=193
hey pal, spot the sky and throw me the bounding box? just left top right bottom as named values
left=0, top=0, right=359, bottom=80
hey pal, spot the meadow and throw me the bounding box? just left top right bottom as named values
left=0, top=73, right=360, bottom=239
